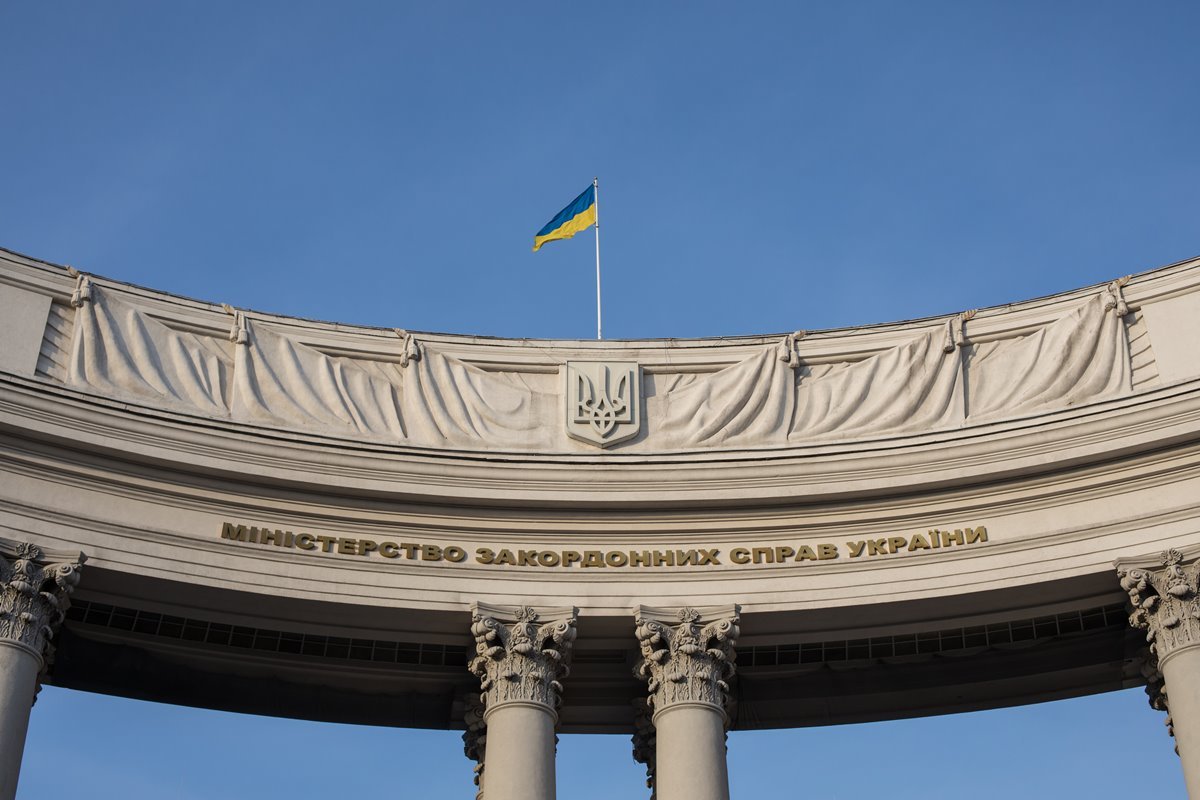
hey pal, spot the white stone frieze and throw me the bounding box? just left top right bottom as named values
left=32, top=267, right=1147, bottom=454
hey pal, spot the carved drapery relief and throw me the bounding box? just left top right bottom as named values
left=0, top=541, right=85, bottom=663
left=1118, top=548, right=1200, bottom=755
left=70, top=284, right=232, bottom=415
left=468, top=603, right=577, bottom=713
left=965, top=293, right=1131, bottom=420
left=57, top=279, right=1141, bottom=451
left=633, top=605, right=740, bottom=719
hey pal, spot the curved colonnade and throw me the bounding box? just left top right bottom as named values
left=3, top=247, right=1200, bottom=796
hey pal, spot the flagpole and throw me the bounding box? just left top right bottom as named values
left=593, top=177, right=602, bottom=340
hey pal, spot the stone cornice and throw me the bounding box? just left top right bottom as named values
left=3, top=245, right=1200, bottom=473
left=4, top=245, right=1199, bottom=359
left=6, top=368, right=1200, bottom=509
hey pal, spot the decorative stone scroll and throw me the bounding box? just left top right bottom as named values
left=463, top=693, right=487, bottom=798
left=468, top=603, right=578, bottom=713
left=633, top=605, right=741, bottom=719
left=0, top=540, right=86, bottom=662
left=1119, top=548, right=1200, bottom=665
left=1117, top=548, right=1200, bottom=755
left=631, top=698, right=658, bottom=799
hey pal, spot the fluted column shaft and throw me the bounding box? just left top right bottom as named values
left=1118, top=548, right=1200, bottom=797
left=633, top=605, right=740, bottom=800
left=466, top=603, right=577, bottom=800
left=0, top=541, right=85, bottom=800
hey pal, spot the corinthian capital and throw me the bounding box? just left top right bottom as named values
left=0, top=539, right=86, bottom=661
left=1118, top=548, right=1200, bottom=664
left=1115, top=548, right=1200, bottom=757
left=467, top=603, right=578, bottom=715
left=633, top=604, right=740, bottom=719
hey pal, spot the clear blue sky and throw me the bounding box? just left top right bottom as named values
left=3, top=1, right=1197, bottom=796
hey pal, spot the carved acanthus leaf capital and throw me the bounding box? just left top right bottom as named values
left=468, top=603, right=578, bottom=715
left=1116, top=549, right=1200, bottom=759
left=0, top=540, right=86, bottom=661
left=1118, top=548, right=1200, bottom=665
left=633, top=604, right=740, bottom=720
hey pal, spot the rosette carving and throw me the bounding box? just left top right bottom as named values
left=0, top=540, right=86, bottom=661
left=633, top=605, right=740, bottom=719
left=467, top=603, right=578, bottom=713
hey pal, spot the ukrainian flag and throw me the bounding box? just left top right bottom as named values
left=533, top=184, right=597, bottom=252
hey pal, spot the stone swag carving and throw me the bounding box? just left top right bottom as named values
left=1118, top=548, right=1200, bottom=754
left=392, top=329, right=422, bottom=368
left=0, top=541, right=86, bottom=699
left=63, top=277, right=1138, bottom=452
left=777, top=330, right=807, bottom=368
left=633, top=606, right=741, bottom=717
left=67, top=268, right=91, bottom=308
left=465, top=604, right=578, bottom=793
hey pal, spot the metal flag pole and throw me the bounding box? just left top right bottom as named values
left=594, top=177, right=602, bottom=340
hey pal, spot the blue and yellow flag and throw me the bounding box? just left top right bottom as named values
left=533, top=184, right=596, bottom=252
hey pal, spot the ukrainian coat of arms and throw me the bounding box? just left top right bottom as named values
left=564, top=361, right=641, bottom=447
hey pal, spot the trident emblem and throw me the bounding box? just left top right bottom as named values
left=564, top=361, right=641, bottom=447
left=574, top=365, right=629, bottom=437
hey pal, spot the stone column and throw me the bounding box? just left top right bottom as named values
left=466, top=603, right=577, bottom=800
left=0, top=540, right=85, bottom=800
left=1118, top=547, right=1200, bottom=796
left=633, top=605, right=740, bottom=800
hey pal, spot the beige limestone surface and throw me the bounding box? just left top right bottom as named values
left=2, top=247, right=1200, bottom=733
